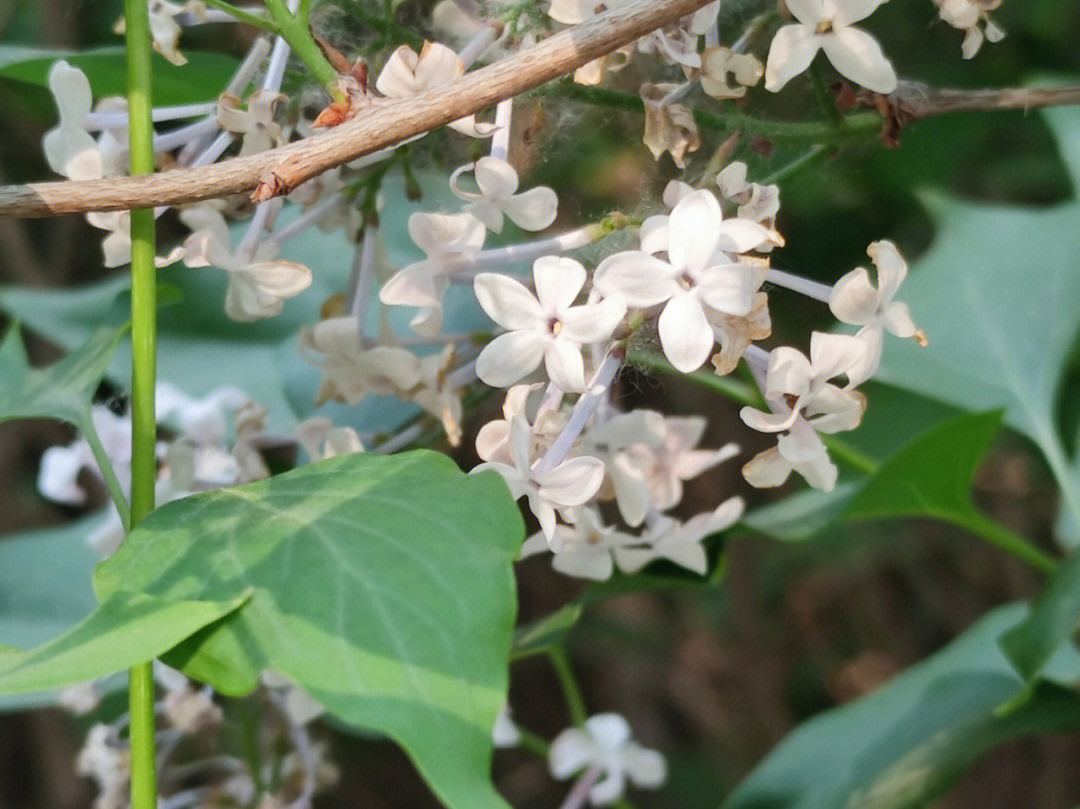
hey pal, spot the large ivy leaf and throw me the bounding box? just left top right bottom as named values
left=875, top=103, right=1080, bottom=682
left=0, top=46, right=240, bottom=105
left=92, top=451, right=523, bottom=809
left=720, top=603, right=1080, bottom=809
left=876, top=104, right=1080, bottom=536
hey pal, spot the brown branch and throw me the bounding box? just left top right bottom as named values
left=0, top=0, right=715, bottom=219
left=889, top=81, right=1080, bottom=122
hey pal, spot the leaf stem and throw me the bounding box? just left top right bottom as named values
left=200, top=0, right=279, bottom=32
left=548, top=646, right=588, bottom=726
left=124, top=0, right=160, bottom=805
left=956, top=511, right=1058, bottom=574
left=82, top=426, right=132, bottom=530
left=262, top=0, right=342, bottom=94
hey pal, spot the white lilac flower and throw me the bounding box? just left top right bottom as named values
left=412, top=344, right=466, bottom=446
left=617, top=497, right=744, bottom=575
left=76, top=724, right=130, bottom=809
left=472, top=414, right=604, bottom=541
left=936, top=0, right=1004, bottom=59
left=739, top=332, right=867, bottom=434
left=449, top=157, right=559, bottom=233
left=623, top=415, right=739, bottom=512
left=582, top=410, right=667, bottom=527
left=43, top=61, right=103, bottom=181
left=764, top=0, right=897, bottom=94
left=473, top=256, right=626, bottom=392
left=298, top=318, right=423, bottom=405
left=296, top=417, right=365, bottom=462
left=493, top=706, right=522, bottom=748
left=114, top=0, right=194, bottom=66
left=829, top=239, right=926, bottom=387
left=475, top=383, right=566, bottom=468
left=180, top=205, right=312, bottom=322
left=59, top=681, right=103, bottom=716
left=375, top=42, right=494, bottom=137
left=716, top=162, right=782, bottom=232
left=549, top=714, right=666, bottom=806
left=156, top=382, right=251, bottom=447
left=520, top=507, right=640, bottom=579
left=38, top=406, right=133, bottom=507
left=742, top=413, right=839, bottom=491
left=85, top=209, right=185, bottom=269
left=263, top=670, right=325, bottom=725
left=380, top=212, right=486, bottom=337
left=216, top=89, right=287, bottom=156
left=700, top=47, right=764, bottom=99
left=594, top=190, right=770, bottom=373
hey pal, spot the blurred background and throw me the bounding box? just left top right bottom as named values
left=2, top=0, right=1080, bottom=807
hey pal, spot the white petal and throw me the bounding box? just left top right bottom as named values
left=765, top=346, right=813, bottom=399
left=716, top=218, right=772, bottom=254
left=882, top=301, right=918, bottom=339
left=740, top=405, right=799, bottom=433
left=658, top=292, right=713, bottom=373
left=612, top=547, right=656, bottom=574
left=553, top=546, right=614, bottom=580
left=475, top=331, right=546, bottom=388
left=549, top=729, right=596, bottom=778
left=624, top=746, right=667, bottom=788
left=463, top=201, right=505, bottom=233
left=785, top=0, right=828, bottom=25
left=381, top=262, right=443, bottom=308
left=585, top=713, right=633, bottom=749
left=594, top=251, right=679, bottom=308
left=639, top=215, right=670, bottom=254
left=589, top=769, right=627, bottom=806
left=809, top=331, right=866, bottom=380
left=502, top=186, right=559, bottom=231
left=608, top=454, right=651, bottom=527
left=821, top=28, right=897, bottom=94
left=472, top=461, right=528, bottom=500
left=375, top=46, right=421, bottom=96
left=697, top=263, right=758, bottom=316
left=764, top=25, right=821, bottom=92
left=668, top=190, right=722, bottom=273
left=536, top=456, right=605, bottom=507
left=43, top=128, right=101, bottom=180
left=38, top=443, right=93, bottom=505
left=534, top=256, right=586, bottom=313
left=662, top=181, right=694, bottom=210
left=559, top=296, right=626, bottom=344
left=833, top=0, right=887, bottom=27
left=867, top=239, right=907, bottom=301
left=829, top=267, right=878, bottom=325
left=473, top=273, right=545, bottom=330
left=48, top=61, right=92, bottom=125
left=545, top=338, right=587, bottom=392
left=473, top=156, right=519, bottom=199
left=844, top=326, right=884, bottom=388
left=414, top=41, right=465, bottom=88
left=742, top=446, right=794, bottom=488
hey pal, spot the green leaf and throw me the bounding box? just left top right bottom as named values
left=0, top=325, right=129, bottom=523
left=720, top=604, right=1080, bottom=809
left=876, top=104, right=1080, bottom=540
left=1000, top=558, right=1080, bottom=682
left=0, top=46, right=240, bottom=105
left=512, top=604, right=583, bottom=659
left=0, top=590, right=250, bottom=695
left=740, top=484, right=857, bottom=542
left=93, top=451, right=524, bottom=809
left=846, top=410, right=1002, bottom=518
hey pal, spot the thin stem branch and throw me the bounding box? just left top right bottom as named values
left=82, top=427, right=132, bottom=530
left=887, top=81, right=1080, bottom=122
left=263, top=0, right=340, bottom=91
left=201, top=0, right=279, bottom=32
left=548, top=646, right=588, bottom=726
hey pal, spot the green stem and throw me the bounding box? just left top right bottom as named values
left=808, top=62, right=842, bottom=128
left=296, top=0, right=314, bottom=26
left=761, top=144, right=827, bottom=185
left=202, top=0, right=279, bottom=32
left=956, top=511, right=1058, bottom=574
left=124, top=0, right=159, bottom=806
left=515, top=726, right=550, bottom=758
left=530, top=82, right=881, bottom=145
left=548, top=646, right=588, bottom=726
left=820, top=436, right=878, bottom=475
left=262, top=0, right=341, bottom=94
left=82, top=427, right=131, bottom=530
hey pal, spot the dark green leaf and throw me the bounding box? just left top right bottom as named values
left=93, top=451, right=524, bottom=809
left=1000, top=556, right=1080, bottom=681
left=720, top=604, right=1080, bottom=809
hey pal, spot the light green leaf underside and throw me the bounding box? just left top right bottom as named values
left=720, top=603, right=1080, bottom=809
left=93, top=450, right=523, bottom=809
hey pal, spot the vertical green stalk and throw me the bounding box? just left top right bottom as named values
left=124, top=1, right=159, bottom=808
left=262, top=0, right=341, bottom=92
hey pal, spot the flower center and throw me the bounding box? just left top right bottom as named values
left=548, top=317, right=563, bottom=336
left=677, top=271, right=696, bottom=291
left=815, top=20, right=834, bottom=34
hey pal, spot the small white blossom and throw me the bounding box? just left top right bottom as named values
left=85, top=209, right=184, bottom=269
left=743, top=413, right=839, bottom=491
left=520, top=507, right=640, bottom=579
left=493, top=706, right=522, bottom=748
left=594, top=190, right=770, bottom=373
left=936, top=0, right=1004, bottom=59
left=217, top=90, right=287, bottom=156
left=829, top=240, right=925, bottom=387
left=376, top=42, right=494, bottom=137
left=295, top=417, right=365, bottom=462
left=38, top=406, right=133, bottom=507
left=449, top=157, right=558, bottom=233
left=700, top=47, right=764, bottom=99
left=473, top=414, right=604, bottom=541
left=549, top=714, right=666, bottom=806
left=76, top=724, right=130, bottom=809
left=474, top=257, right=625, bottom=392
left=765, top=0, right=897, bottom=94
left=181, top=205, right=313, bottom=322
left=617, top=498, right=744, bottom=575
left=380, top=212, right=486, bottom=336
left=43, top=61, right=102, bottom=181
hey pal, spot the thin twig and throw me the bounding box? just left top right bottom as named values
left=888, top=80, right=1080, bottom=121
left=0, top=0, right=716, bottom=218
